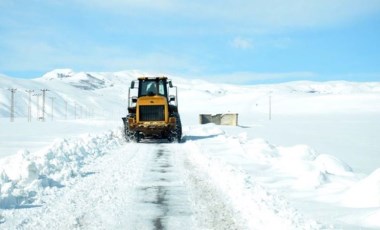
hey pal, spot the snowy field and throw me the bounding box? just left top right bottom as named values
left=0, top=70, right=380, bottom=229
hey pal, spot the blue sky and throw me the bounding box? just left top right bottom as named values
left=1, top=0, right=380, bottom=84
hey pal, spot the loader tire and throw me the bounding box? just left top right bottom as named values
left=122, top=115, right=136, bottom=142
left=169, top=113, right=182, bottom=143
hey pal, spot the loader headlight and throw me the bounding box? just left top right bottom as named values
left=128, top=117, right=135, bottom=124
left=169, top=117, right=176, bottom=123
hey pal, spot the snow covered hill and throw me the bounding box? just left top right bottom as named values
left=0, top=69, right=380, bottom=229
left=1, top=69, right=380, bottom=119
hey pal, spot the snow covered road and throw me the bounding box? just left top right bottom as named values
left=0, top=126, right=323, bottom=229
left=125, top=144, right=195, bottom=229
left=3, top=123, right=380, bottom=229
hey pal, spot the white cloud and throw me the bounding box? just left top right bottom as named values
left=231, top=37, right=253, bottom=49
left=205, top=72, right=318, bottom=84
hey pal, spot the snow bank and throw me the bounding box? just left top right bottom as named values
left=278, top=145, right=317, bottom=160
left=244, top=139, right=279, bottom=159
left=239, top=136, right=353, bottom=190
left=185, top=140, right=321, bottom=229
left=0, top=129, right=123, bottom=209
left=185, top=124, right=354, bottom=192
left=315, top=154, right=353, bottom=176
left=182, top=125, right=332, bottom=228
left=184, top=124, right=380, bottom=228
left=341, top=168, right=380, bottom=208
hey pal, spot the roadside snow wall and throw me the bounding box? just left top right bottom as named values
left=0, top=129, right=123, bottom=209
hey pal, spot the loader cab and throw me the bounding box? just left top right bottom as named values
left=137, top=77, right=169, bottom=98
left=128, top=77, right=178, bottom=109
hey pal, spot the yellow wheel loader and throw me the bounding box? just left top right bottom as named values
left=122, top=77, right=182, bottom=143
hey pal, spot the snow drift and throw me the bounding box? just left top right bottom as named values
left=0, top=130, right=123, bottom=209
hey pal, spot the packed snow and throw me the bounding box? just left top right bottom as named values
left=0, top=69, right=379, bottom=229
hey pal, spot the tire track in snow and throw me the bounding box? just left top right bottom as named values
left=126, top=142, right=244, bottom=230
left=127, top=144, right=194, bottom=229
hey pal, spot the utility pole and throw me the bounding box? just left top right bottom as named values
left=8, top=88, right=17, bottom=122
left=49, top=97, right=55, bottom=121
left=41, top=89, right=49, bottom=122
left=25, top=90, right=34, bottom=122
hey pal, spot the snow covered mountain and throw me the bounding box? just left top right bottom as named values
left=0, top=69, right=136, bottom=118
left=0, top=70, right=380, bottom=229
left=1, top=69, right=380, bottom=119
